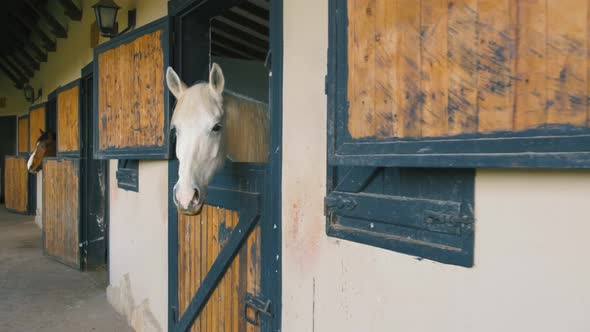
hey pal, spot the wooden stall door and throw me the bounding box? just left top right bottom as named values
left=0, top=116, right=16, bottom=202
left=4, top=156, right=28, bottom=213
left=43, top=158, right=80, bottom=268
left=171, top=162, right=266, bottom=332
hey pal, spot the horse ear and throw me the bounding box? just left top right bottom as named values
left=166, top=67, right=187, bottom=99
left=39, top=128, right=44, bottom=135
left=208, top=63, right=225, bottom=97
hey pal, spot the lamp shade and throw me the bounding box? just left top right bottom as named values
left=92, top=0, right=121, bottom=37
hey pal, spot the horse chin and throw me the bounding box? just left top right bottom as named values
left=178, top=204, right=204, bottom=216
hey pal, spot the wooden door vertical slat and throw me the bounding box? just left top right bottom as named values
left=514, top=0, right=548, bottom=130
left=421, top=0, right=449, bottom=137
left=546, top=0, right=588, bottom=126
left=447, top=0, right=479, bottom=136
left=477, top=0, right=517, bottom=132
left=394, top=0, right=422, bottom=138
left=373, top=0, right=395, bottom=138
left=347, top=0, right=376, bottom=138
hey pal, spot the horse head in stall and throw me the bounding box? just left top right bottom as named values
left=27, top=129, right=56, bottom=173
left=167, top=64, right=227, bottom=216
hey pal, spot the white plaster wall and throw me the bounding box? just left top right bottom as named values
left=282, top=1, right=590, bottom=332
left=108, top=160, right=168, bottom=331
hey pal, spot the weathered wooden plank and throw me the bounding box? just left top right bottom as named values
left=477, top=0, right=516, bottom=132
left=18, top=117, right=29, bottom=154
left=514, top=0, right=547, bottom=130
left=447, top=0, right=479, bottom=135
left=393, top=0, right=422, bottom=138
left=373, top=0, right=395, bottom=137
left=421, top=0, right=449, bottom=137
left=29, top=106, right=46, bottom=151
left=546, top=0, right=588, bottom=126
left=347, top=0, right=376, bottom=138
left=246, top=224, right=261, bottom=332
left=57, top=85, right=80, bottom=153
left=97, top=29, right=165, bottom=150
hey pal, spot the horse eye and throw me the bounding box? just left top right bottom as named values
left=212, top=123, right=222, bottom=132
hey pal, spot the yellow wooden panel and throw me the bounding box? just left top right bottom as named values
left=18, top=117, right=29, bottom=154
left=177, top=205, right=261, bottom=332
left=29, top=106, right=46, bottom=151
left=57, top=85, right=80, bottom=153
left=4, top=156, right=28, bottom=212
left=346, top=0, right=590, bottom=138
left=97, top=29, right=165, bottom=150
left=43, top=159, right=79, bottom=268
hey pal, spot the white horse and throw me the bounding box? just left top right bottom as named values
left=167, top=64, right=269, bottom=215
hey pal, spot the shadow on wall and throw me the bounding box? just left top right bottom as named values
left=107, top=273, right=163, bottom=332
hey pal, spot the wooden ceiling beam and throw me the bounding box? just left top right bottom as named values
left=0, top=61, right=25, bottom=89
left=222, top=10, right=269, bottom=37
left=8, top=5, right=57, bottom=51
left=17, top=49, right=41, bottom=71
left=236, top=2, right=269, bottom=20
left=24, top=0, right=68, bottom=38
left=6, top=54, right=34, bottom=78
left=0, top=56, right=29, bottom=82
left=59, top=0, right=82, bottom=21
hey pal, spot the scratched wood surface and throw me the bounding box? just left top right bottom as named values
left=29, top=106, right=46, bottom=150
left=97, top=29, right=165, bottom=150
left=18, top=117, right=28, bottom=154
left=57, top=85, right=80, bottom=153
left=43, top=159, right=80, bottom=268
left=178, top=205, right=261, bottom=332
left=4, top=156, right=28, bottom=212
left=347, top=0, right=590, bottom=139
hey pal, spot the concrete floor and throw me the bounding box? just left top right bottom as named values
left=0, top=205, right=132, bottom=332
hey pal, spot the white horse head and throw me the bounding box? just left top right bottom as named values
left=167, top=64, right=226, bottom=215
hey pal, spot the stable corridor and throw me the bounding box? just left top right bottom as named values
left=0, top=205, right=131, bottom=332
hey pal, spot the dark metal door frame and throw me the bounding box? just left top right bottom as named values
left=167, top=0, right=283, bottom=331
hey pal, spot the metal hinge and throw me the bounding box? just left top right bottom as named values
left=244, top=293, right=271, bottom=326
left=324, top=194, right=358, bottom=216
left=171, top=306, right=178, bottom=323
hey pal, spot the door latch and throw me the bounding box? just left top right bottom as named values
left=244, top=293, right=271, bottom=326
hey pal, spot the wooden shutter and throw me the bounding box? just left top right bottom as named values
left=93, top=17, right=171, bottom=159
left=29, top=104, right=46, bottom=152
left=56, top=80, right=81, bottom=157
left=328, top=0, right=590, bottom=169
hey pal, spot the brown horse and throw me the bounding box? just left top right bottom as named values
left=27, top=129, right=56, bottom=173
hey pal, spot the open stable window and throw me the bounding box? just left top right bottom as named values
left=328, top=0, right=590, bottom=169
left=93, top=17, right=171, bottom=159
